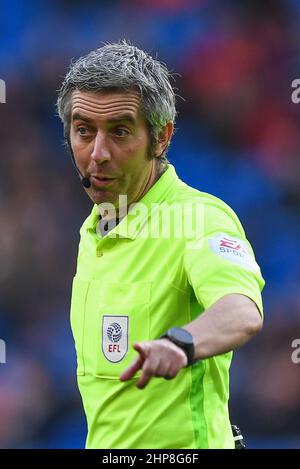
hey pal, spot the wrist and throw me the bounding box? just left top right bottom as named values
left=160, top=327, right=196, bottom=367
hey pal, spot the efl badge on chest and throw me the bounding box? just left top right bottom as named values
left=102, top=316, right=129, bottom=362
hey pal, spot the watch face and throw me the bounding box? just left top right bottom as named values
left=169, top=327, right=193, bottom=345
left=162, top=327, right=195, bottom=367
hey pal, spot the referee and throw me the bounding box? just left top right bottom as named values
left=57, top=41, right=264, bottom=449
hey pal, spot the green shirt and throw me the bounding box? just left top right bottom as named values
left=70, top=164, right=265, bottom=449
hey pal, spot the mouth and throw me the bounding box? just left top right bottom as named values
left=90, top=176, right=116, bottom=188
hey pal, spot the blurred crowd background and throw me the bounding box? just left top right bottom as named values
left=1, top=0, right=300, bottom=448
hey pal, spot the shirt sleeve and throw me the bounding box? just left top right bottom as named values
left=184, top=199, right=265, bottom=315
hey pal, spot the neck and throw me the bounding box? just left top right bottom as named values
left=137, top=159, right=165, bottom=201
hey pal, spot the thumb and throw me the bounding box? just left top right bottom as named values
left=133, top=342, right=151, bottom=360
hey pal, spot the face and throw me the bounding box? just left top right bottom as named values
left=70, top=89, right=160, bottom=209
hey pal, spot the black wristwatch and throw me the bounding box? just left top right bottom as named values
left=160, top=327, right=195, bottom=367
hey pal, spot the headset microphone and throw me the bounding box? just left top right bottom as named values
left=81, top=177, right=91, bottom=188
left=66, top=138, right=91, bottom=188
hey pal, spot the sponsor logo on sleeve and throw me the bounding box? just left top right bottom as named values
left=209, top=233, right=259, bottom=272
left=102, top=316, right=129, bottom=362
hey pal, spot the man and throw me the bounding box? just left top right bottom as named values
left=57, top=41, right=264, bottom=449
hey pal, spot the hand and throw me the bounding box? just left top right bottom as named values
left=120, top=339, right=188, bottom=389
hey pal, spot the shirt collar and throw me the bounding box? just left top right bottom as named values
left=85, top=164, right=180, bottom=240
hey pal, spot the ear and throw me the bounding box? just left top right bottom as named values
left=154, top=122, right=174, bottom=158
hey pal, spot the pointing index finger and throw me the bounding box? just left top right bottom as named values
left=120, top=342, right=148, bottom=382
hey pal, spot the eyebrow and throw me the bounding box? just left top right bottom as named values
left=72, top=113, right=137, bottom=125
left=72, top=113, right=93, bottom=123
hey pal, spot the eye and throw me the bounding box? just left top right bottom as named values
left=77, top=126, right=88, bottom=136
left=113, top=128, right=130, bottom=137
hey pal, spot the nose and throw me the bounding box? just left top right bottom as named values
left=90, top=131, right=111, bottom=164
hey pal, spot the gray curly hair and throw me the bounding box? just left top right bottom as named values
left=57, top=41, right=177, bottom=162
